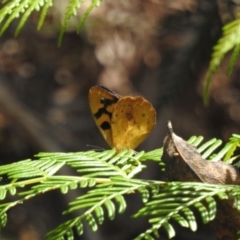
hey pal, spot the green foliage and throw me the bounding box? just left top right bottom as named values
left=204, top=15, right=240, bottom=104
left=0, top=134, right=240, bottom=239
left=224, top=134, right=240, bottom=164
left=133, top=183, right=233, bottom=240
left=1, top=2, right=240, bottom=103
left=0, top=0, right=102, bottom=46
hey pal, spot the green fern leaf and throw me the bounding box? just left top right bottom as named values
left=188, top=135, right=204, bottom=147
left=79, top=178, right=94, bottom=187
left=46, top=217, right=81, bottom=240
left=197, top=138, right=218, bottom=154
left=46, top=178, right=148, bottom=239
left=201, top=139, right=222, bottom=159
left=162, top=222, right=175, bottom=239
left=138, top=187, right=150, bottom=203
left=0, top=159, right=64, bottom=179
left=0, top=0, right=21, bottom=22
left=115, top=194, right=126, bottom=213
left=193, top=202, right=209, bottom=224
left=58, top=0, right=82, bottom=46
left=133, top=182, right=232, bottom=239
left=76, top=1, right=95, bottom=33
left=0, top=185, right=17, bottom=199
left=74, top=220, right=83, bottom=236
left=224, top=134, right=240, bottom=161
left=104, top=199, right=115, bottom=220
left=66, top=228, right=74, bottom=240
left=1, top=144, right=239, bottom=240
left=35, top=150, right=146, bottom=178
left=15, top=0, right=44, bottom=36
left=234, top=194, right=240, bottom=211
left=0, top=188, right=6, bottom=200
left=211, top=142, right=233, bottom=162
left=204, top=15, right=240, bottom=104
left=0, top=0, right=98, bottom=43
left=171, top=213, right=189, bottom=228
left=37, top=0, right=53, bottom=30
left=0, top=0, right=28, bottom=36
left=60, top=184, right=69, bottom=194
left=181, top=208, right=196, bottom=231
left=139, top=148, right=163, bottom=162
left=227, top=43, right=240, bottom=75
left=85, top=213, right=98, bottom=231
left=0, top=212, right=7, bottom=228
left=94, top=205, right=104, bottom=224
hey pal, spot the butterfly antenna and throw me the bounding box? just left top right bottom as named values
left=86, top=144, right=105, bottom=151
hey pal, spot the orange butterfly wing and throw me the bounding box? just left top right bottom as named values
left=88, top=86, right=120, bottom=147
left=111, top=96, right=156, bottom=150
left=89, top=86, right=156, bottom=151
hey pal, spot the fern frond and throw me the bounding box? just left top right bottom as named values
left=0, top=0, right=27, bottom=36
left=187, top=135, right=240, bottom=162
left=0, top=0, right=103, bottom=45
left=0, top=184, right=17, bottom=200
left=14, top=0, right=46, bottom=36
left=0, top=148, right=158, bottom=203
left=186, top=136, right=223, bottom=160
left=0, top=159, right=65, bottom=179
left=35, top=149, right=148, bottom=178
left=195, top=138, right=222, bottom=159
left=0, top=0, right=47, bottom=36
left=37, top=0, right=53, bottom=30
left=204, top=15, right=240, bottom=104
left=76, top=0, right=95, bottom=33
left=0, top=211, right=7, bottom=228
left=223, top=134, right=240, bottom=162
left=0, top=148, right=159, bottom=218
left=0, top=199, right=23, bottom=228
left=58, top=0, right=103, bottom=45
left=227, top=43, right=240, bottom=75
left=46, top=177, right=156, bottom=240
left=133, top=182, right=238, bottom=239
left=1, top=141, right=240, bottom=240
left=199, top=134, right=240, bottom=163
left=58, top=0, right=82, bottom=46
left=201, top=139, right=222, bottom=160
left=18, top=176, right=97, bottom=196
left=76, top=0, right=102, bottom=33
left=0, top=176, right=99, bottom=230
left=0, top=0, right=21, bottom=23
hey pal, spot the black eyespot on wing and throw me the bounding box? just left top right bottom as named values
left=100, top=121, right=111, bottom=130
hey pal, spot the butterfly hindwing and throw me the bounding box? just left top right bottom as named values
left=111, top=96, right=156, bottom=150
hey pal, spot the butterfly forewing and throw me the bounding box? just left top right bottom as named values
left=88, top=86, right=120, bottom=147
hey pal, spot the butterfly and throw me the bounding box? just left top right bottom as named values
left=89, top=85, right=156, bottom=151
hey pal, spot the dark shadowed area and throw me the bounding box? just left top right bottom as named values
left=0, top=0, right=240, bottom=239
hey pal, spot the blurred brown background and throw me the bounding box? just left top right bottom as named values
left=0, top=0, right=240, bottom=239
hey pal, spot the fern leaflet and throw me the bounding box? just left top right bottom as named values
left=204, top=15, right=240, bottom=104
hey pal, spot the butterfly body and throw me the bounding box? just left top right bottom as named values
left=89, top=86, right=156, bottom=151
